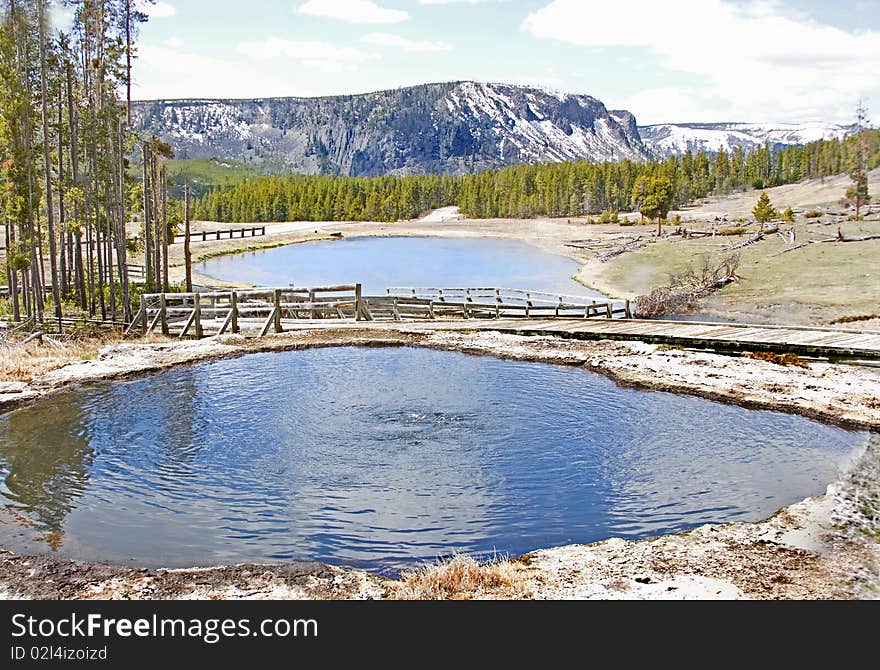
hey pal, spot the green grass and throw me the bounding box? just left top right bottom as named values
left=127, top=158, right=270, bottom=198
left=599, top=219, right=880, bottom=323
left=163, top=159, right=268, bottom=196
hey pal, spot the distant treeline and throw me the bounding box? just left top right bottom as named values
left=193, top=131, right=880, bottom=223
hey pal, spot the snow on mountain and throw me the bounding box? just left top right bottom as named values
left=132, top=83, right=852, bottom=173
left=131, top=82, right=648, bottom=176
left=639, top=122, right=852, bottom=158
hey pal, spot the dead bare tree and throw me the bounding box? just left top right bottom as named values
left=633, top=254, right=741, bottom=318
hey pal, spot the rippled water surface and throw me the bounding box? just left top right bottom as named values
left=0, top=347, right=862, bottom=571
left=198, top=236, right=601, bottom=297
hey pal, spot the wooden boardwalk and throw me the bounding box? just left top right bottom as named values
left=131, top=285, right=880, bottom=361
left=279, top=318, right=880, bottom=361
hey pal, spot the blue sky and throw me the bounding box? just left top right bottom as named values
left=118, top=0, right=878, bottom=125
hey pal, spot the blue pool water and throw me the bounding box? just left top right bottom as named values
left=198, top=236, right=602, bottom=297
left=0, top=347, right=862, bottom=572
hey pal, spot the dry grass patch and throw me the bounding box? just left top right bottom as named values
left=0, top=332, right=124, bottom=383
left=743, top=351, right=810, bottom=369
left=390, top=553, right=532, bottom=600
left=717, top=226, right=748, bottom=236
left=830, top=313, right=880, bottom=325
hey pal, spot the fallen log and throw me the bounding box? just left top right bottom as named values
left=727, top=232, right=765, bottom=250
left=596, top=236, right=644, bottom=262
left=19, top=330, right=45, bottom=347
left=769, top=242, right=809, bottom=257
left=809, top=234, right=880, bottom=244
left=670, top=228, right=714, bottom=239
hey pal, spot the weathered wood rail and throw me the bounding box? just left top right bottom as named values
left=279, top=318, right=880, bottom=361
left=128, top=285, right=629, bottom=338
left=0, top=284, right=53, bottom=299
left=129, top=285, right=365, bottom=339
left=127, top=284, right=880, bottom=360
left=381, top=287, right=631, bottom=320
left=172, top=226, right=266, bottom=245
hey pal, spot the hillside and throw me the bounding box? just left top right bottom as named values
left=640, top=122, right=852, bottom=158
left=132, top=82, right=647, bottom=177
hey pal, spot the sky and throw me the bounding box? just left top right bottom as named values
left=72, top=0, right=880, bottom=125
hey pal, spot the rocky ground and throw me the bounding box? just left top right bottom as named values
left=1, top=329, right=878, bottom=599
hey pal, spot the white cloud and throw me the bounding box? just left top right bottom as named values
left=164, top=36, right=185, bottom=48
left=418, top=1, right=505, bottom=4
left=296, top=0, right=408, bottom=24
left=136, top=0, right=177, bottom=18
left=360, top=32, right=453, bottom=52
left=236, top=37, right=378, bottom=64
left=134, top=45, right=303, bottom=99
left=522, top=0, right=880, bottom=123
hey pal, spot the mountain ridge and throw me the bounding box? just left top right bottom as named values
left=132, top=81, right=647, bottom=177
left=131, top=81, right=853, bottom=176
left=639, top=121, right=852, bottom=158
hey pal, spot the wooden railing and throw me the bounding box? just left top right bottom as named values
left=129, top=284, right=363, bottom=338
left=0, top=284, right=54, bottom=299
left=379, top=286, right=631, bottom=320
left=128, top=284, right=630, bottom=339
left=172, top=226, right=266, bottom=245
left=126, top=263, right=146, bottom=282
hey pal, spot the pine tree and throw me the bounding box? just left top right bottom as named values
left=640, top=177, right=674, bottom=235
left=752, top=191, right=779, bottom=227
left=843, top=100, right=872, bottom=219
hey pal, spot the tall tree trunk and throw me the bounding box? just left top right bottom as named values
left=161, top=164, right=169, bottom=293
left=66, top=60, right=86, bottom=309
left=152, top=155, right=161, bottom=291
left=26, top=144, right=44, bottom=321
left=105, top=185, right=116, bottom=320
left=21, top=267, right=30, bottom=320
left=57, top=86, right=68, bottom=298
left=125, top=0, right=132, bottom=125
left=5, top=222, right=19, bottom=321
left=38, top=0, right=62, bottom=328
left=95, top=190, right=105, bottom=320
left=143, top=142, right=153, bottom=288
left=85, top=217, right=94, bottom=316
left=74, top=230, right=85, bottom=310
left=116, top=117, right=131, bottom=322
left=184, top=180, right=192, bottom=292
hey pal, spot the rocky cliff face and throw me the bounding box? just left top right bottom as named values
left=132, top=81, right=649, bottom=176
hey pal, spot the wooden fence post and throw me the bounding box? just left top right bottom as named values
left=274, top=289, right=283, bottom=333
left=140, top=295, right=148, bottom=335
left=231, top=291, right=239, bottom=333
left=355, top=283, right=362, bottom=321
left=625, top=300, right=632, bottom=319
left=309, top=289, right=316, bottom=319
